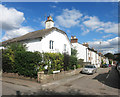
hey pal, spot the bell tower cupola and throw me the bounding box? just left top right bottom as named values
left=45, top=16, right=54, bottom=29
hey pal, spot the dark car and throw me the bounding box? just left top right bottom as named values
left=101, top=64, right=109, bottom=68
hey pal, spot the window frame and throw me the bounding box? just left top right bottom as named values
left=49, top=40, right=54, bottom=49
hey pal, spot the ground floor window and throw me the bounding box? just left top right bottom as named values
left=49, top=40, right=54, bottom=49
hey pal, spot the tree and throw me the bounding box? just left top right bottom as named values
left=7, top=42, right=27, bottom=52
left=104, top=53, right=114, bottom=59
left=114, top=53, right=120, bottom=61
left=63, top=53, right=70, bottom=71
left=2, top=42, right=27, bottom=73
left=71, top=48, right=77, bottom=57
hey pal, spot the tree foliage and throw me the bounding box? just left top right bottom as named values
left=71, top=48, right=77, bottom=57
left=2, top=49, right=15, bottom=72
left=42, top=53, right=64, bottom=73
left=104, top=53, right=114, bottom=59
left=14, top=51, right=42, bottom=78
left=6, top=42, right=27, bottom=52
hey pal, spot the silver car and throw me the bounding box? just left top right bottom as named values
left=81, top=65, right=97, bottom=74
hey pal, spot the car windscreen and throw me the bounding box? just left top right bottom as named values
left=85, top=65, right=94, bottom=68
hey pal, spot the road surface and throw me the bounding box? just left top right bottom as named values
left=1, top=66, right=120, bottom=96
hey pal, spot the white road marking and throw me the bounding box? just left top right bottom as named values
left=106, top=74, right=109, bottom=79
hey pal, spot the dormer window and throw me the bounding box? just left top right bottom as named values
left=49, top=40, right=54, bottom=49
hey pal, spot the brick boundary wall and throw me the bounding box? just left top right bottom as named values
left=2, top=68, right=83, bottom=83
left=2, top=73, right=37, bottom=82
left=37, top=68, right=82, bottom=83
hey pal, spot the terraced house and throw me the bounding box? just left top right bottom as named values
left=71, top=36, right=101, bottom=67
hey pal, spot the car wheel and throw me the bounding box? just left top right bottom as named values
left=92, top=71, right=94, bottom=74
left=80, top=71, right=83, bottom=74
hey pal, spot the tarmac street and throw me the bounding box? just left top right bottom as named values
left=1, top=66, right=120, bottom=96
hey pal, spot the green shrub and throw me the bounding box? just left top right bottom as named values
left=6, top=42, right=27, bottom=52
left=63, top=53, right=70, bottom=71
left=69, top=56, right=77, bottom=70
left=76, top=64, right=83, bottom=68
left=42, top=53, right=64, bottom=73
left=14, top=51, right=42, bottom=78
left=109, top=60, right=112, bottom=65
left=2, top=49, right=15, bottom=73
left=77, top=59, right=84, bottom=68
left=71, top=48, right=77, bottom=57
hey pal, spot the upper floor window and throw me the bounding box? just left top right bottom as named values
left=49, top=40, right=54, bottom=49
left=64, top=44, right=67, bottom=51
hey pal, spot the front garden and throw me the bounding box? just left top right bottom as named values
left=2, top=43, right=83, bottom=78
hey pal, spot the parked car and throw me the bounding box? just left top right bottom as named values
left=101, top=64, right=109, bottom=68
left=81, top=65, right=97, bottom=74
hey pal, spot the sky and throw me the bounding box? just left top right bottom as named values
left=0, top=2, right=119, bottom=54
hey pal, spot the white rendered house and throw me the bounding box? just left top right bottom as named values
left=71, top=36, right=88, bottom=62
left=2, top=16, right=71, bottom=55
left=88, top=47, right=100, bottom=67
left=71, top=37, right=101, bottom=67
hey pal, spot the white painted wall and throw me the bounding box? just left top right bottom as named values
left=45, top=21, right=54, bottom=29
left=87, top=49, right=101, bottom=67
left=25, top=39, right=42, bottom=52
left=96, top=54, right=101, bottom=67
left=0, top=46, right=5, bottom=49
left=72, top=43, right=88, bottom=62
left=25, top=30, right=71, bottom=55
left=105, top=57, right=109, bottom=64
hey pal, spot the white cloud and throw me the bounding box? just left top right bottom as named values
left=88, top=37, right=119, bottom=54
left=41, top=20, right=45, bottom=28
left=83, top=16, right=102, bottom=30
left=102, top=34, right=113, bottom=38
left=81, top=29, right=90, bottom=36
left=0, top=4, right=25, bottom=30
left=83, top=16, right=118, bottom=34
left=55, top=9, right=83, bottom=28
left=1, top=4, right=34, bottom=41
left=2, top=27, right=34, bottom=41
left=55, top=8, right=118, bottom=36
left=104, top=23, right=118, bottom=34
left=93, top=38, right=103, bottom=41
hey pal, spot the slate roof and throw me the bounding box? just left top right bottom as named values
left=2, top=27, right=68, bottom=45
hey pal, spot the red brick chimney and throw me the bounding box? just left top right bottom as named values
left=71, top=36, right=78, bottom=43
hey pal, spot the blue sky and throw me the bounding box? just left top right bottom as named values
left=0, top=2, right=119, bottom=54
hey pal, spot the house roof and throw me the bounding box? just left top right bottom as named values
left=2, top=27, right=68, bottom=45
left=88, top=47, right=97, bottom=53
